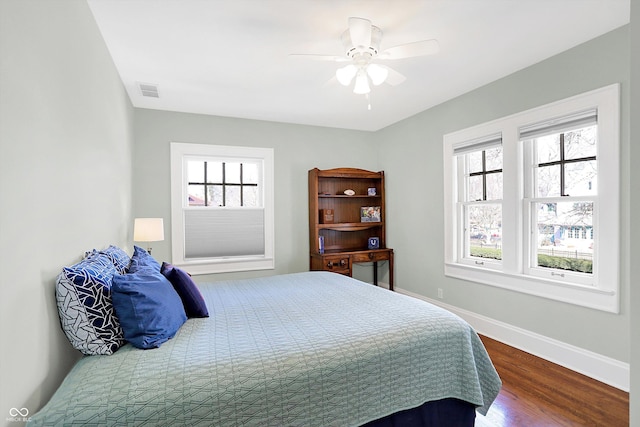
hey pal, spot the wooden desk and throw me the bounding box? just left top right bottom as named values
left=309, top=248, right=394, bottom=291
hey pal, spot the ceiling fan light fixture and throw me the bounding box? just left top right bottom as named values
left=366, top=64, right=388, bottom=86
left=336, top=64, right=357, bottom=86
left=291, top=16, right=438, bottom=104
left=353, top=71, right=370, bottom=94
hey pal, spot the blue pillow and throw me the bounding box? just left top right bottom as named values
left=111, top=271, right=187, bottom=349
left=161, top=262, right=209, bottom=318
left=127, top=245, right=161, bottom=273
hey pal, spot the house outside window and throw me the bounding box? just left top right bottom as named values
left=187, top=160, right=260, bottom=207
left=443, top=84, right=619, bottom=313
left=170, top=143, right=274, bottom=274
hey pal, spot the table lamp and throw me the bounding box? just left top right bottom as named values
left=133, top=218, right=164, bottom=254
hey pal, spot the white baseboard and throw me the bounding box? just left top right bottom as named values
left=397, top=287, right=630, bottom=392
left=375, top=281, right=390, bottom=290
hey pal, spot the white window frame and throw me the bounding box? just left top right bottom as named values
left=454, top=133, right=504, bottom=272
left=170, top=142, right=275, bottom=275
left=443, top=84, right=619, bottom=313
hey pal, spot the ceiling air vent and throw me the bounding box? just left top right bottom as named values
left=138, top=82, right=159, bottom=98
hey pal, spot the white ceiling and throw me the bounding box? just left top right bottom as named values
left=87, top=0, right=629, bottom=132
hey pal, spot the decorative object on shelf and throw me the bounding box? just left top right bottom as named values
left=133, top=217, right=164, bottom=254
left=344, top=189, right=356, bottom=196
left=368, top=237, right=380, bottom=250
left=320, top=209, right=334, bottom=224
left=368, top=187, right=377, bottom=196
left=319, top=236, right=325, bottom=254
left=360, top=206, right=381, bottom=222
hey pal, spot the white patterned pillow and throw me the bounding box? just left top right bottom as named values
left=56, top=254, right=125, bottom=355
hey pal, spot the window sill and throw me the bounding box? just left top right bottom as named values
left=174, top=256, right=274, bottom=275
left=444, top=262, right=618, bottom=313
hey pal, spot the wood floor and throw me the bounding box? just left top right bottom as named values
left=475, top=336, right=629, bottom=427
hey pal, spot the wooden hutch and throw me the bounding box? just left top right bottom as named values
left=308, top=167, right=394, bottom=290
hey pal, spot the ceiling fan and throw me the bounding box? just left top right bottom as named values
left=291, top=17, right=439, bottom=99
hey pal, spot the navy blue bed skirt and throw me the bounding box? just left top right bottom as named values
left=361, top=398, right=476, bottom=427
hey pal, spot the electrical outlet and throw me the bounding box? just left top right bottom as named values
left=437, top=288, right=443, bottom=299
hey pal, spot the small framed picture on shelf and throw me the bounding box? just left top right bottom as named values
left=360, top=206, right=381, bottom=222
left=367, top=187, right=377, bottom=196
left=319, top=209, right=334, bottom=224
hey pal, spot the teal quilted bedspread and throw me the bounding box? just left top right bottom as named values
left=29, top=272, right=501, bottom=426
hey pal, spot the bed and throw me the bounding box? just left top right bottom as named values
left=30, top=249, right=501, bottom=426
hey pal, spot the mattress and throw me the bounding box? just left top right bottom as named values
left=29, top=271, right=501, bottom=426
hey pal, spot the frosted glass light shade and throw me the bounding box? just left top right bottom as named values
left=133, top=218, right=164, bottom=242
left=336, top=65, right=357, bottom=86
left=367, top=64, right=388, bottom=86
left=353, top=72, right=370, bottom=94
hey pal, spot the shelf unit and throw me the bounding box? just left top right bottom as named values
left=308, top=167, right=394, bottom=290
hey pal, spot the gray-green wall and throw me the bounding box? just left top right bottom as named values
left=376, top=26, right=630, bottom=363
left=0, top=0, right=134, bottom=423
left=1, top=0, right=635, bottom=424
left=132, top=110, right=379, bottom=283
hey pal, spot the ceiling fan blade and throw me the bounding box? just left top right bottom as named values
left=288, top=54, right=349, bottom=62
left=380, top=39, right=439, bottom=60
left=383, top=66, right=406, bottom=86
left=323, top=75, right=338, bottom=87
left=348, top=17, right=372, bottom=49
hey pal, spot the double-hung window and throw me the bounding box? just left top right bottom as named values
left=522, top=110, right=597, bottom=285
left=444, top=85, right=619, bottom=312
left=454, top=134, right=503, bottom=269
left=170, top=143, right=274, bottom=274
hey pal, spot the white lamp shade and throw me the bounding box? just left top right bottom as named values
left=133, top=218, right=164, bottom=242
left=336, top=65, right=357, bottom=86
left=366, top=64, right=388, bottom=86
left=353, top=71, right=370, bottom=94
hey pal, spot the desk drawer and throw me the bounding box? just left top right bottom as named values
left=351, top=251, right=389, bottom=263
left=311, top=255, right=350, bottom=274
left=322, top=256, right=350, bottom=273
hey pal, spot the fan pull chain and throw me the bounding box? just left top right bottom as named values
left=366, top=93, right=371, bottom=110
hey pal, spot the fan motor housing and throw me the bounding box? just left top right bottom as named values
left=341, top=25, right=382, bottom=58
